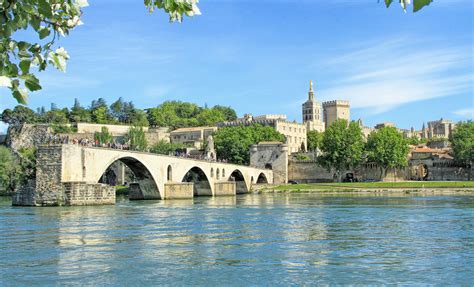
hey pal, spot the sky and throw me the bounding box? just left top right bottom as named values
left=1, top=0, right=473, bottom=133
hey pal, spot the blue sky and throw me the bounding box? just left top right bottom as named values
left=1, top=0, right=473, bottom=133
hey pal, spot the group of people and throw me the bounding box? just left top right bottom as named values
left=45, top=136, right=226, bottom=162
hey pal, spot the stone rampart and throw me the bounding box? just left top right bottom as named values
left=288, top=161, right=333, bottom=183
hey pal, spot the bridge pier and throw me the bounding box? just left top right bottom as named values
left=164, top=183, right=194, bottom=199
left=128, top=180, right=162, bottom=200
left=213, top=182, right=236, bottom=196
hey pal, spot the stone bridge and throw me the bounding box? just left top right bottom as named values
left=13, top=144, right=273, bottom=206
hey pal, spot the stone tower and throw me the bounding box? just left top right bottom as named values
left=302, top=80, right=325, bottom=132
left=322, top=100, right=350, bottom=129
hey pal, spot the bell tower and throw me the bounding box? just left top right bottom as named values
left=302, top=80, right=324, bottom=132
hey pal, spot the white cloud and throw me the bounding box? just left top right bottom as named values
left=453, top=108, right=474, bottom=118
left=318, top=37, right=473, bottom=114
left=144, top=85, right=173, bottom=99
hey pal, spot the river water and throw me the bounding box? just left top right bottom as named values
left=0, top=193, right=473, bottom=286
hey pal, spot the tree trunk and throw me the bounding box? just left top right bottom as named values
left=380, top=167, right=387, bottom=181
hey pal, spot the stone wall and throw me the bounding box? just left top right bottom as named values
left=288, top=161, right=407, bottom=182
left=76, top=123, right=142, bottom=135
left=427, top=166, right=472, bottom=181
left=288, top=160, right=333, bottom=183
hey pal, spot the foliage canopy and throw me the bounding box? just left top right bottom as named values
left=365, top=126, right=409, bottom=177
left=213, top=124, right=286, bottom=165
left=319, top=120, right=364, bottom=181
left=451, top=121, right=474, bottom=167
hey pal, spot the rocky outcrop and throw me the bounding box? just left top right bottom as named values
left=6, top=124, right=53, bottom=152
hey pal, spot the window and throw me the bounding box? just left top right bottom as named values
left=167, top=165, right=172, bottom=181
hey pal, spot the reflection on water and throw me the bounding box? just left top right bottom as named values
left=0, top=193, right=473, bottom=285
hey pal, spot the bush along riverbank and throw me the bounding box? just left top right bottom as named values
left=258, top=181, right=474, bottom=193
left=116, top=186, right=130, bottom=196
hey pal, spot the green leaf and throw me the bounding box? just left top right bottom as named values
left=23, top=74, right=42, bottom=91
left=413, top=0, right=433, bottom=12
left=38, top=0, right=53, bottom=18
left=19, top=60, right=31, bottom=75
left=18, top=50, right=31, bottom=59
left=17, top=41, right=30, bottom=51
left=12, top=88, right=28, bottom=105
left=39, top=27, right=50, bottom=39
left=7, top=64, right=18, bottom=77
left=384, top=0, right=393, bottom=8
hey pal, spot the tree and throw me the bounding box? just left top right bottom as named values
left=212, top=105, right=237, bottom=121
left=451, top=121, right=474, bottom=167
left=365, top=126, right=409, bottom=179
left=150, top=140, right=187, bottom=155
left=196, top=108, right=226, bottom=126
left=0, top=105, right=38, bottom=125
left=126, top=126, right=148, bottom=151
left=319, top=120, right=364, bottom=182
left=1, top=0, right=200, bottom=103
left=0, top=146, right=20, bottom=194
left=307, top=130, right=323, bottom=152
left=214, top=124, right=286, bottom=165
left=42, top=108, right=69, bottom=124
left=17, top=147, right=37, bottom=183
left=382, top=0, right=433, bottom=12
left=94, top=126, right=112, bottom=145
left=110, top=97, right=125, bottom=122
left=69, top=98, right=91, bottom=123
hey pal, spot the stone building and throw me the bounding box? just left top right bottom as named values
left=302, top=80, right=325, bottom=133
left=170, top=126, right=217, bottom=149
left=219, top=114, right=307, bottom=154
left=422, top=118, right=455, bottom=139
left=374, top=122, right=396, bottom=130
left=356, top=119, right=375, bottom=139
left=322, top=100, right=350, bottom=129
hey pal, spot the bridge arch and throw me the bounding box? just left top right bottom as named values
left=99, top=156, right=161, bottom=200
left=182, top=166, right=212, bottom=196
left=256, top=173, right=268, bottom=184
left=228, top=169, right=249, bottom=194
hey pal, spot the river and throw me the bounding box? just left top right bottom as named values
left=0, top=193, right=473, bottom=286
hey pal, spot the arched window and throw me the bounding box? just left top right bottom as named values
left=167, top=165, right=172, bottom=181
left=222, top=169, right=225, bottom=178
left=211, top=168, right=214, bottom=178
left=216, top=168, right=220, bottom=180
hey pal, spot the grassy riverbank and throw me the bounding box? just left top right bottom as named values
left=269, top=181, right=474, bottom=192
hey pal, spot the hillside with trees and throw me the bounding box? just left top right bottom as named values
left=1, top=99, right=237, bottom=131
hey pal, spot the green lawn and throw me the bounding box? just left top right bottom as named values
left=274, top=181, right=474, bottom=191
